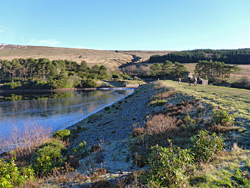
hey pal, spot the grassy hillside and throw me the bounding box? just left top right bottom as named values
left=0, top=44, right=171, bottom=70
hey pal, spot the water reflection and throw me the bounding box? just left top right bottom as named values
left=0, top=89, right=132, bottom=139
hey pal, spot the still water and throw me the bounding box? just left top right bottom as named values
left=0, top=89, right=133, bottom=139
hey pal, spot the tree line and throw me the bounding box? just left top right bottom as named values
left=195, top=60, right=240, bottom=81
left=148, top=61, right=188, bottom=78
left=121, top=60, right=189, bottom=79
left=149, top=49, right=250, bottom=64
left=0, top=58, right=110, bottom=89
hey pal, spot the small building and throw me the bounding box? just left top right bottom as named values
left=198, top=78, right=208, bottom=85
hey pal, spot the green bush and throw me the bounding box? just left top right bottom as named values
left=47, top=78, right=71, bottom=89
left=30, top=139, right=66, bottom=176
left=81, top=79, right=97, bottom=88
left=190, top=130, right=224, bottom=162
left=147, top=140, right=193, bottom=187
left=213, top=109, right=234, bottom=126
left=5, top=80, right=22, bottom=89
left=52, top=129, right=71, bottom=141
left=73, top=141, right=88, bottom=157
left=0, top=158, right=35, bottom=187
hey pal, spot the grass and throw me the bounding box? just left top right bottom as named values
left=163, top=80, right=250, bottom=120
left=162, top=80, right=250, bottom=147
left=0, top=124, right=51, bottom=162
left=0, top=44, right=171, bottom=70
left=127, top=81, right=250, bottom=187
left=190, top=143, right=250, bottom=187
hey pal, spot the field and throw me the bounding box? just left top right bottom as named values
left=0, top=44, right=171, bottom=70
left=163, top=80, right=250, bottom=117
left=163, top=80, right=250, bottom=145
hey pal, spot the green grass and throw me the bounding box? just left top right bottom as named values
left=190, top=144, right=250, bottom=187
left=162, top=80, right=250, bottom=148
left=163, top=80, right=250, bottom=121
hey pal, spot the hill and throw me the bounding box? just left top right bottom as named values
left=0, top=44, right=172, bottom=70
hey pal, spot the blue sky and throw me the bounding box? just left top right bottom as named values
left=0, top=0, right=249, bottom=50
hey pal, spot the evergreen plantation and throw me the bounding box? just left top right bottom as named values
left=0, top=58, right=111, bottom=89
left=149, top=49, right=250, bottom=64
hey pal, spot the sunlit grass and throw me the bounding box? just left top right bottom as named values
left=190, top=144, right=250, bottom=187
left=162, top=80, right=250, bottom=121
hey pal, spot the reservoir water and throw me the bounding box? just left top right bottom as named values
left=0, top=89, right=133, bottom=140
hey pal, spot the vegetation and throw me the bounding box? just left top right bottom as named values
left=231, top=76, right=250, bottom=89
left=147, top=141, right=193, bottom=187
left=0, top=158, right=35, bottom=187
left=0, top=58, right=110, bottom=89
left=190, top=130, right=224, bottom=162
left=195, top=60, right=240, bottom=81
left=212, top=109, right=235, bottom=126
left=53, top=129, right=71, bottom=141
left=148, top=60, right=189, bottom=78
left=1, top=78, right=250, bottom=187
left=149, top=48, right=250, bottom=64
left=30, top=139, right=67, bottom=177
left=127, top=81, right=250, bottom=187
left=163, top=80, right=250, bottom=121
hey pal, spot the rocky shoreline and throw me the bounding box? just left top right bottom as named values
left=68, top=84, right=156, bottom=173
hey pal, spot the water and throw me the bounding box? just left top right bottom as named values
left=0, top=89, right=133, bottom=140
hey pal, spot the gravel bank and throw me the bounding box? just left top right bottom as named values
left=68, top=83, right=158, bottom=174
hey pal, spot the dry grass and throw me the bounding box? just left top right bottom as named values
left=132, top=127, right=145, bottom=137
left=90, top=168, right=108, bottom=180
left=146, top=114, right=178, bottom=137
left=0, top=44, right=172, bottom=70
left=0, top=124, right=51, bottom=162
left=0, top=44, right=132, bottom=70
left=43, top=162, right=88, bottom=186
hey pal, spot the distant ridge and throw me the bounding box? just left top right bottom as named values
left=0, top=44, right=172, bottom=70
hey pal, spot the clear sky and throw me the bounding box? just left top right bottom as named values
left=0, top=0, right=249, bottom=50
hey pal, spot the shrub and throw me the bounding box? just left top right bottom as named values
left=73, top=141, right=88, bottom=158
left=190, top=130, right=224, bottom=162
left=53, top=129, right=71, bottom=141
left=231, top=76, right=250, bottom=90
left=146, top=114, right=178, bottom=137
left=9, top=81, right=22, bottom=89
left=81, top=79, right=97, bottom=88
left=30, top=139, right=66, bottom=176
left=0, top=158, right=35, bottom=187
left=147, top=140, right=193, bottom=187
left=183, top=114, right=197, bottom=130
left=213, top=109, right=234, bottom=126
